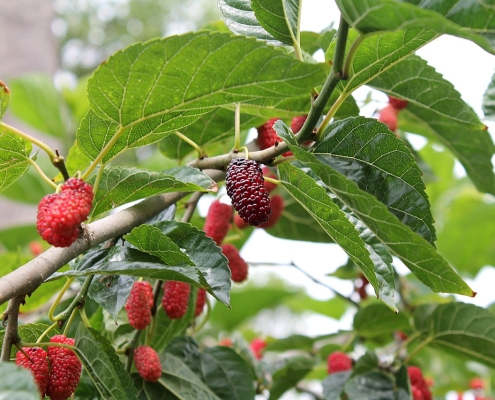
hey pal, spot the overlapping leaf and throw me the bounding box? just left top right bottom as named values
left=218, top=0, right=280, bottom=43
left=251, top=0, right=300, bottom=45
left=276, top=127, right=473, bottom=296
left=312, top=116, right=436, bottom=244
left=159, top=353, right=222, bottom=400
left=335, top=0, right=495, bottom=54
left=75, top=324, right=138, bottom=399
left=0, top=363, right=40, bottom=400
left=414, top=302, right=495, bottom=368
left=370, top=55, right=495, bottom=195
left=277, top=162, right=386, bottom=307
left=269, top=355, right=315, bottom=400
left=0, top=80, right=10, bottom=120
left=326, top=29, right=437, bottom=96
left=89, top=166, right=215, bottom=217
left=0, top=131, right=32, bottom=193
left=151, top=221, right=231, bottom=306
left=82, top=31, right=326, bottom=163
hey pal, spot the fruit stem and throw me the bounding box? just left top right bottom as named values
left=78, top=307, right=92, bottom=329
left=341, top=33, right=369, bottom=80
left=27, top=158, right=58, bottom=189
left=314, top=92, right=346, bottom=140
left=48, top=277, right=75, bottom=322
left=233, top=103, right=242, bottom=150
left=53, top=275, right=94, bottom=329
left=63, top=307, right=79, bottom=335
left=174, top=131, right=204, bottom=158
left=291, top=16, right=350, bottom=146
left=86, top=162, right=106, bottom=224
left=52, top=152, right=70, bottom=181
left=0, top=121, right=57, bottom=160
left=81, top=125, right=125, bottom=180
left=263, top=176, right=280, bottom=186
left=36, top=321, right=59, bottom=344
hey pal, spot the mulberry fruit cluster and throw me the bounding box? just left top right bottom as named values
left=162, top=280, right=191, bottom=319
left=378, top=95, right=408, bottom=134
left=134, top=345, right=162, bottom=382
left=36, top=178, right=94, bottom=247
left=408, top=366, right=432, bottom=400
left=125, top=281, right=154, bottom=330
left=15, top=335, right=82, bottom=399
left=203, top=200, right=232, bottom=245
left=327, top=351, right=352, bottom=374
left=226, top=158, right=271, bottom=227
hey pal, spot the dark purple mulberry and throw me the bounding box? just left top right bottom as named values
left=225, top=158, right=271, bottom=226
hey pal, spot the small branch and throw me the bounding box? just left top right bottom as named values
left=1, top=295, right=25, bottom=361
left=0, top=121, right=57, bottom=160
left=174, top=131, right=204, bottom=158
left=248, top=261, right=359, bottom=308
left=181, top=192, right=204, bottom=223
left=233, top=103, right=241, bottom=150
left=296, top=384, right=323, bottom=400
left=53, top=275, right=94, bottom=329
left=0, top=169, right=225, bottom=306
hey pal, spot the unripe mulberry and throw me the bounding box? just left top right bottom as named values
left=162, top=281, right=190, bottom=319
left=46, top=335, right=82, bottom=400
left=195, top=288, right=207, bottom=317
left=203, top=200, right=232, bottom=245
left=327, top=351, right=352, bottom=374
left=225, top=158, right=271, bottom=227
left=125, top=281, right=154, bottom=330
left=36, top=178, right=94, bottom=247
left=388, top=95, right=408, bottom=110
left=250, top=338, right=266, bottom=360
left=378, top=105, right=398, bottom=133
left=258, top=194, right=284, bottom=229
left=221, top=244, right=248, bottom=283
left=256, top=118, right=292, bottom=156
left=134, top=345, right=162, bottom=382
left=15, top=347, right=49, bottom=396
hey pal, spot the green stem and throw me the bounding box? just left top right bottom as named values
left=79, top=307, right=92, bottom=328
left=342, top=33, right=369, bottom=80
left=48, top=277, right=74, bottom=321
left=125, top=329, right=142, bottom=373
left=36, top=321, right=59, bottom=344
left=0, top=121, right=57, bottom=160
left=174, top=131, right=204, bottom=158
left=63, top=308, right=78, bottom=336
left=86, top=163, right=106, bottom=224
left=263, top=176, right=280, bottom=186
left=193, top=294, right=211, bottom=334
left=315, top=92, right=346, bottom=138
left=292, top=16, right=350, bottom=145
left=53, top=276, right=94, bottom=328
left=146, top=280, right=163, bottom=345
left=233, top=103, right=241, bottom=150
left=404, top=337, right=433, bottom=365
left=81, top=126, right=124, bottom=180
left=27, top=159, right=57, bottom=189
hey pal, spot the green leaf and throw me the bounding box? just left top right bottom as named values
left=159, top=353, right=222, bottom=400
left=200, top=347, right=256, bottom=400
left=300, top=31, right=321, bottom=55
left=313, top=116, right=436, bottom=244
left=278, top=153, right=395, bottom=310
left=414, top=302, right=495, bottom=368
left=83, top=31, right=326, bottom=163
left=483, top=70, right=495, bottom=120
left=0, top=363, right=40, bottom=400
left=0, top=323, right=52, bottom=359
left=353, top=304, right=412, bottom=338
left=277, top=129, right=473, bottom=297
left=335, top=0, right=495, bottom=54
left=218, top=0, right=278, bottom=43
left=327, top=29, right=437, bottom=96
left=89, top=166, right=215, bottom=217
left=133, top=376, right=177, bottom=399
left=89, top=272, right=135, bottom=321
left=269, top=355, right=315, bottom=400
left=251, top=0, right=300, bottom=46
left=1, top=164, right=53, bottom=204
left=125, top=224, right=194, bottom=266
left=64, top=140, right=92, bottom=177
left=370, top=56, right=495, bottom=195
left=0, top=80, right=10, bottom=120
left=151, top=221, right=231, bottom=306
left=0, top=131, right=32, bottom=193
left=344, top=371, right=396, bottom=400
left=9, top=74, right=67, bottom=138
left=351, top=352, right=379, bottom=377
left=322, top=371, right=351, bottom=400
left=51, top=247, right=207, bottom=287
left=75, top=324, right=138, bottom=399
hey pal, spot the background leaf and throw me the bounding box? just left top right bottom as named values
left=0, top=131, right=32, bottom=193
